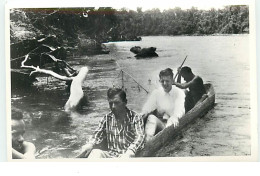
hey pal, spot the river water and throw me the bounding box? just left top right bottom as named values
left=11, top=35, right=251, bottom=159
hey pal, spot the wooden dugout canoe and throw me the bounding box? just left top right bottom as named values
left=136, top=83, right=215, bottom=157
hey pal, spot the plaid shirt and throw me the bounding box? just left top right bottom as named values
left=89, top=108, right=145, bottom=157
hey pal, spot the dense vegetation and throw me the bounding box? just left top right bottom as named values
left=114, top=5, right=249, bottom=36
left=11, top=5, right=249, bottom=44
left=10, top=7, right=119, bottom=52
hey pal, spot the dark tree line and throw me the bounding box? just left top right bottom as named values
left=10, top=5, right=249, bottom=45
left=113, top=5, right=249, bottom=37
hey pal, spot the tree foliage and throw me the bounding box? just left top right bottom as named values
left=10, top=5, right=249, bottom=45
left=114, top=5, right=249, bottom=36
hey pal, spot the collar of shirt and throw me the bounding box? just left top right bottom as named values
left=108, top=107, right=132, bottom=125
left=158, top=86, right=175, bottom=96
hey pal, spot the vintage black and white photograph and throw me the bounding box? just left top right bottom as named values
left=6, top=0, right=257, bottom=160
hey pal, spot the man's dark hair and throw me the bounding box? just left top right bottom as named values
left=180, top=66, right=192, bottom=75
left=11, top=108, right=23, bottom=120
left=159, top=68, right=174, bottom=78
left=107, top=87, right=127, bottom=103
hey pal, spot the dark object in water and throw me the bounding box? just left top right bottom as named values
left=135, top=36, right=142, bottom=41
left=130, top=46, right=158, bottom=58
left=130, top=46, right=141, bottom=54
left=11, top=69, right=37, bottom=89
left=136, top=83, right=215, bottom=157
left=101, top=43, right=110, bottom=54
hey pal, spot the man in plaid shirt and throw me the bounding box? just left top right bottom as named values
left=78, top=87, right=145, bottom=158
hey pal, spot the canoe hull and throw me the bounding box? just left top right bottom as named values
left=137, top=83, right=215, bottom=157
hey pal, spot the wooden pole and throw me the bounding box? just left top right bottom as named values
left=121, top=70, right=124, bottom=89
left=122, top=70, right=149, bottom=94
left=173, top=55, right=188, bottom=81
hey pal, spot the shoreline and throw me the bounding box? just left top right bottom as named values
left=138, top=33, right=249, bottom=38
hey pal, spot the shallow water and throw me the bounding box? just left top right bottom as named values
left=11, top=35, right=251, bottom=158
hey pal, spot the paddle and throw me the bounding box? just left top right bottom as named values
left=173, top=55, right=188, bottom=81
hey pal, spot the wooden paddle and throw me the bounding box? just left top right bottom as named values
left=173, top=55, right=188, bottom=81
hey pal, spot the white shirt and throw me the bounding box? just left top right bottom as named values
left=142, top=86, right=185, bottom=126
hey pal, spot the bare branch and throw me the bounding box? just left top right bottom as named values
left=21, top=54, right=36, bottom=69
left=21, top=54, right=73, bottom=81
left=20, top=54, right=89, bottom=113
left=45, top=53, right=62, bottom=62
left=32, top=68, right=73, bottom=81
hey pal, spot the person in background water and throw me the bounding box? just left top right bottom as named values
left=78, top=88, right=145, bottom=158
left=173, top=66, right=206, bottom=112
left=12, top=109, right=36, bottom=159
left=141, top=68, right=185, bottom=142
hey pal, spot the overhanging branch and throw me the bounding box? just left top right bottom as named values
left=21, top=54, right=73, bottom=81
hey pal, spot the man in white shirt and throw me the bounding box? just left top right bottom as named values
left=142, top=68, right=185, bottom=142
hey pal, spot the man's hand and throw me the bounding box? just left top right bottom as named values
left=166, top=117, right=179, bottom=128
left=141, top=113, right=148, bottom=120
left=76, top=143, right=94, bottom=158
left=177, top=67, right=182, bottom=73
left=81, top=143, right=93, bottom=153
left=120, top=150, right=135, bottom=158
left=172, top=79, right=176, bottom=85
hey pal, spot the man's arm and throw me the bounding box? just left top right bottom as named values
left=76, top=143, right=94, bottom=158
left=141, top=90, right=157, bottom=116
left=78, top=115, right=107, bottom=157
left=177, top=71, right=182, bottom=83
left=174, top=76, right=198, bottom=89
left=23, top=141, right=36, bottom=159
left=176, top=67, right=182, bottom=83
left=12, top=148, right=26, bottom=159
left=166, top=90, right=186, bottom=127
left=89, top=115, right=107, bottom=145
left=121, top=114, right=145, bottom=158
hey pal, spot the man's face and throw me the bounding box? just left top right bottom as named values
left=12, top=119, right=25, bottom=151
left=181, top=73, right=189, bottom=81
left=108, top=94, right=126, bottom=117
left=159, top=75, right=173, bottom=93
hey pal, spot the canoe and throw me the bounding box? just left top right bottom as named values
left=136, top=83, right=215, bottom=157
